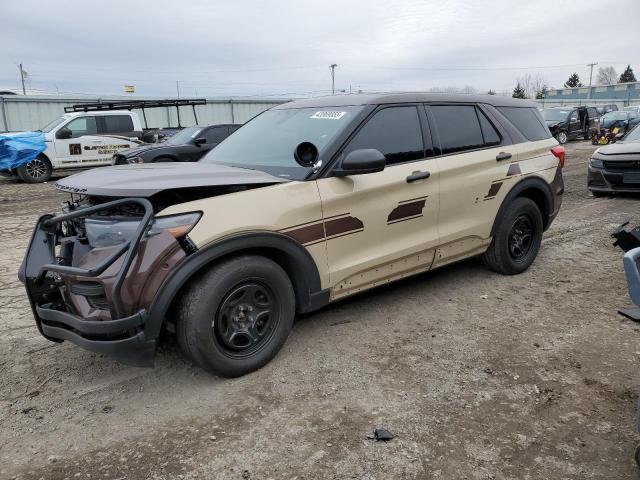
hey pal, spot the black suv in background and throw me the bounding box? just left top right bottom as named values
left=541, top=106, right=600, bottom=144
left=114, top=124, right=241, bottom=164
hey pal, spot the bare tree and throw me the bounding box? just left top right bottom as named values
left=517, top=74, right=548, bottom=99
left=597, top=66, right=618, bottom=85
left=460, top=85, right=477, bottom=94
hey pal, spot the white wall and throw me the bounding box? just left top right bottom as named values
left=0, top=95, right=290, bottom=132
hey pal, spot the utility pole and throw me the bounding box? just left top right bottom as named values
left=587, top=62, right=597, bottom=99
left=329, top=64, right=337, bottom=95
left=19, top=63, right=26, bottom=95
left=176, top=80, right=180, bottom=99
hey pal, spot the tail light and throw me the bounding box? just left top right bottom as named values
left=551, top=145, right=565, bottom=168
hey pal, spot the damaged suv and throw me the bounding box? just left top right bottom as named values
left=20, top=94, right=564, bottom=377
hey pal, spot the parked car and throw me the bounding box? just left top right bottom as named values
left=113, top=124, right=241, bottom=165
left=19, top=93, right=564, bottom=377
left=541, top=106, right=600, bottom=144
left=596, top=104, right=618, bottom=115
left=588, top=124, right=640, bottom=196
left=622, top=106, right=640, bottom=115
left=591, top=111, right=640, bottom=144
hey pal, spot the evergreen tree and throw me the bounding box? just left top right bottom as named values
left=512, top=83, right=526, bottom=99
left=535, top=86, right=548, bottom=99
left=564, top=73, right=582, bottom=88
left=487, top=89, right=496, bottom=95
left=619, top=65, right=637, bottom=83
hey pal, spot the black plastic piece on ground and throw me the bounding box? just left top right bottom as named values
left=619, top=307, right=640, bottom=322
left=611, top=222, right=640, bottom=252
left=373, top=428, right=394, bottom=441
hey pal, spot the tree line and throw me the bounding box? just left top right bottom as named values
left=511, top=64, right=636, bottom=99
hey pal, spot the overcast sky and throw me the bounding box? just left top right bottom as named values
left=1, top=0, right=639, bottom=98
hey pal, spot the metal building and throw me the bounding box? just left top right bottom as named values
left=0, top=95, right=291, bottom=132
left=540, top=82, right=640, bottom=108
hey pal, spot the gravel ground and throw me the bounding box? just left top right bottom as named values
left=1, top=142, right=640, bottom=480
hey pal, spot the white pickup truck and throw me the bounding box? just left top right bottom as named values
left=3, top=110, right=143, bottom=183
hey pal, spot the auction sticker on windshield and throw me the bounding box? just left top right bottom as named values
left=310, top=111, right=347, bottom=120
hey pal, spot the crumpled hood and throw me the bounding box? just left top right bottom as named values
left=55, top=162, right=288, bottom=197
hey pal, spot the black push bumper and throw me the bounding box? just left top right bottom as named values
left=19, top=198, right=158, bottom=367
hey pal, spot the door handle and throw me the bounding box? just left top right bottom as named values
left=406, top=171, right=431, bottom=183
left=495, top=152, right=512, bottom=161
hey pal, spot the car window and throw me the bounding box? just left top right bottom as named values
left=477, top=109, right=501, bottom=146
left=65, top=116, right=98, bottom=138
left=430, top=105, right=485, bottom=154
left=202, top=126, right=229, bottom=144
left=497, top=107, right=551, bottom=141
left=103, top=115, right=134, bottom=134
left=344, top=106, right=424, bottom=166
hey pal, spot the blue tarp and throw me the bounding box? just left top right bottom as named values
left=0, top=132, right=47, bottom=171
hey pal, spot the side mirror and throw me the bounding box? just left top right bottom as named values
left=333, top=149, right=386, bottom=177
left=194, top=137, right=207, bottom=146
left=56, top=127, right=72, bottom=139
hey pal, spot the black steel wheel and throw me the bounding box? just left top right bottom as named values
left=483, top=197, right=543, bottom=275
left=17, top=155, right=52, bottom=183
left=177, top=255, right=295, bottom=377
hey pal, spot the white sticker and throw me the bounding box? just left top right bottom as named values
left=310, top=111, right=347, bottom=120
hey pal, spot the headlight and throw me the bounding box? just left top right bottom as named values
left=127, top=156, right=145, bottom=164
left=85, top=212, right=201, bottom=248
left=590, top=158, right=604, bottom=169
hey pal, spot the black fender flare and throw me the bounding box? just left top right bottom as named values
left=490, top=176, right=554, bottom=236
left=144, top=232, right=328, bottom=340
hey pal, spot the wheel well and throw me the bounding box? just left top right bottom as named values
left=517, top=187, right=551, bottom=229
left=152, top=155, right=177, bottom=162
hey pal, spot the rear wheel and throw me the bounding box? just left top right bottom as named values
left=153, top=156, right=174, bottom=163
left=555, top=131, right=568, bottom=144
left=176, top=255, right=295, bottom=377
left=16, top=155, right=52, bottom=183
left=483, top=197, right=543, bottom=275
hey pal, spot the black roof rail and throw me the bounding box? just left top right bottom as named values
left=64, top=99, right=207, bottom=128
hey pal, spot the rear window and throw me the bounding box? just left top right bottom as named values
left=497, top=107, right=550, bottom=141
left=103, top=115, right=134, bottom=134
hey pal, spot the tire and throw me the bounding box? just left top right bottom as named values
left=483, top=197, right=543, bottom=275
left=591, top=190, right=609, bottom=198
left=176, top=255, right=295, bottom=377
left=555, top=131, right=568, bottom=144
left=16, top=155, right=52, bottom=183
left=153, top=156, right=175, bottom=163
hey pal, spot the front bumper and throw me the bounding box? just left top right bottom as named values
left=588, top=166, right=640, bottom=194
left=19, top=199, right=185, bottom=367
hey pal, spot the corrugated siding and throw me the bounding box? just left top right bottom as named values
left=0, top=96, right=290, bottom=132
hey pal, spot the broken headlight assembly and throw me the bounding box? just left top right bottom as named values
left=85, top=212, right=201, bottom=248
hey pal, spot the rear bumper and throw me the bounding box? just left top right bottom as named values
left=588, top=166, right=640, bottom=193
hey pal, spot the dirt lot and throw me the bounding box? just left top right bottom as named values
left=1, top=142, right=640, bottom=480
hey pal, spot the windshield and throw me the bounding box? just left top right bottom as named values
left=623, top=124, right=640, bottom=142
left=541, top=109, right=570, bottom=122
left=40, top=115, right=68, bottom=133
left=201, top=106, right=364, bottom=179
left=600, top=112, right=629, bottom=126
left=165, top=126, right=201, bottom=145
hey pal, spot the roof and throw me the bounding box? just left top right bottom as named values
left=273, top=93, right=538, bottom=109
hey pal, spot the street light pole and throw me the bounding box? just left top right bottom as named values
left=329, top=64, right=337, bottom=95
left=587, top=62, right=597, bottom=99
left=19, top=63, right=26, bottom=95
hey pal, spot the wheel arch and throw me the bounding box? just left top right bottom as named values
left=144, top=232, right=328, bottom=340
left=150, top=154, right=178, bottom=162
left=491, top=176, right=554, bottom=235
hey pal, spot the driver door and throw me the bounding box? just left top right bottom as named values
left=54, top=116, right=105, bottom=167
left=316, top=105, right=440, bottom=300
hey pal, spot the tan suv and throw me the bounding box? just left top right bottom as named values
left=19, top=93, right=565, bottom=377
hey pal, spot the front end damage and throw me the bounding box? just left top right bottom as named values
left=18, top=196, right=195, bottom=367
left=611, top=222, right=640, bottom=322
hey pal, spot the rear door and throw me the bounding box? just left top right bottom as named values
left=316, top=104, right=440, bottom=299
left=426, top=103, right=510, bottom=267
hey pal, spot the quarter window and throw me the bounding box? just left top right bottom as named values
left=497, top=107, right=551, bottom=141
left=430, top=105, right=485, bottom=154
left=344, top=106, right=424, bottom=165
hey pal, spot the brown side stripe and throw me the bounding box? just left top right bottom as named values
left=387, top=197, right=427, bottom=224
left=484, top=182, right=503, bottom=199
left=325, top=216, right=363, bottom=238
left=280, top=221, right=325, bottom=245
left=507, top=163, right=521, bottom=176
left=280, top=214, right=363, bottom=246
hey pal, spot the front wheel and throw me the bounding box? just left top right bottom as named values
left=176, top=255, right=295, bottom=377
left=555, top=131, right=568, bottom=144
left=16, top=155, right=52, bottom=183
left=483, top=197, right=543, bottom=275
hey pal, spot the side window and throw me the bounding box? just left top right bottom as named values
left=202, top=126, right=229, bottom=144
left=497, top=107, right=551, bottom=141
left=344, top=106, right=424, bottom=165
left=65, top=117, right=97, bottom=138
left=103, top=115, right=134, bottom=134
left=570, top=110, right=579, bottom=121
left=430, top=105, right=484, bottom=154
left=477, top=109, right=501, bottom=146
